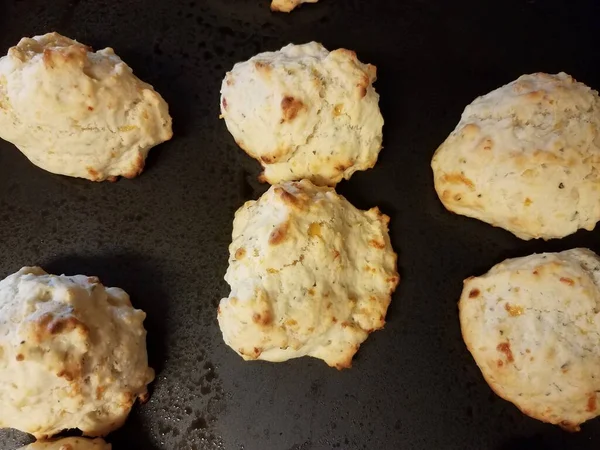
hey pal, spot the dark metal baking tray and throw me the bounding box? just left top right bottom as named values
left=1, top=0, right=599, bottom=448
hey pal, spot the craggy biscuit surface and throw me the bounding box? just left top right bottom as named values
left=220, top=42, right=383, bottom=186
left=218, top=180, right=399, bottom=368
left=0, top=267, right=154, bottom=438
left=432, top=72, right=600, bottom=240
left=0, top=32, right=172, bottom=181
left=271, top=0, right=319, bottom=13
left=460, top=249, right=600, bottom=430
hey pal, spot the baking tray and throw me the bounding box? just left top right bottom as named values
left=1, top=0, right=599, bottom=449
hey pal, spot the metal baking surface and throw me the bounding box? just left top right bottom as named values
left=0, top=0, right=599, bottom=449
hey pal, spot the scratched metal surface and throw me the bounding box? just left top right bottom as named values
left=0, top=0, right=599, bottom=449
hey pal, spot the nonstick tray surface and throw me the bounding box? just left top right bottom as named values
left=1, top=1, right=600, bottom=449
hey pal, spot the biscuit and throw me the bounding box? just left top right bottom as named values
left=459, top=249, right=600, bottom=430
left=0, top=32, right=172, bottom=181
left=271, top=0, right=318, bottom=12
left=220, top=42, right=383, bottom=186
left=218, top=180, right=399, bottom=369
left=0, top=267, right=154, bottom=438
left=18, top=437, right=110, bottom=450
left=431, top=72, right=600, bottom=240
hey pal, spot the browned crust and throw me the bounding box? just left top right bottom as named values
left=440, top=173, right=476, bottom=190
left=86, top=167, right=101, bottom=181
left=87, top=150, right=147, bottom=182
left=468, top=288, right=480, bottom=298
left=278, top=188, right=299, bottom=206
left=559, top=421, right=581, bottom=433
left=239, top=346, right=263, bottom=359
left=42, top=44, right=90, bottom=69
left=357, top=73, right=370, bottom=98
left=121, top=391, right=135, bottom=408
left=274, top=186, right=309, bottom=210
left=526, top=90, right=545, bottom=102
left=335, top=48, right=357, bottom=60
left=368, top=239, right=386, bottom=249
left=96, top=385, right=106, bottom=400
left=511, top=149, right=567, bottom=170
left=386, top=275, right=399, bottom=285
left=254, top=61, right=272, bottom=74
left=327, top=50, right=376, bottom=98
left=280, top=96, right=305, bottom=123
left=235, top=247, right=246, bottom=259
left=334, top=161, right=354, bottom=173
left=332, top=344, right=362, bottom=370
left=481, top=138, right=493, bottom=150
left=256, top=145, right=290, bottom=165
left=270, top=0, right=313, bottom=12
left=138, top=390, right=151, bottom=404
left=365, top=64, right=377, bottom=83
left=56, top=367, right=81, bottom=382
left=334, top=360, right=352, bottom=370
left=122, top=152, right=146, bottom=179
left=260, top=154, right=277, bottom=164
left=559, top=277, right=575, bottom=286
left=33, top=312, right=88, bottom=343
left=48, top=316, right=85, bottom=335
left=587, top=394, right=597, bottom=412
left=252, top=311, right=273, bottom=326
left=368, top=206, right=391, bottom=227
left=496, top=342, right=514, bottom=363
left=364, top=206, right=399, bottom=295
left=268, top=220, right=290, bottom=246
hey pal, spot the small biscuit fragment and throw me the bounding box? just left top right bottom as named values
left=431, top=72, right=600, bottom=240
left=218, top=179, right=399, bottom=369
left=459, top=249, right=600, bottom=431
left=220, top=42, right=383, bottom=186
left=271, top=0, right=319, bottom=13
left=18, top=437, right=111, bottom=450
left=0, top=32, right=173, bottom=181
left=0, top=267, right=154, bottom=438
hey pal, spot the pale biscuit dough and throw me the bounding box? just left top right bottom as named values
left=0, top=267, right=154, bottom=438
left=18, top=437, right=110, bottom=450
left=220, top=42, right=384, bottom=186
left=218, top=180, right=399, bottom=369
left=0, top=32, right=172, bottom=181
left=460, top=249, right=600, bottom=431
left=271, top=0, right=319, bottom=13
left=431, top=72, right=600, bottom=240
